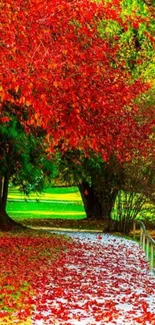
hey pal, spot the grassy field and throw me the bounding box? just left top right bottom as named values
left=8, top=186, right=82, bottom=201
left=7, top=186, right=86, bottom=221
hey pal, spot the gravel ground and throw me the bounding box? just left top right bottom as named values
left=33, top=232, right=155, bottom=325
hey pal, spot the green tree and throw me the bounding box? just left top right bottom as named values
left=0, top=103, right=55, bottom=230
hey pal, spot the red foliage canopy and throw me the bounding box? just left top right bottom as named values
left=0, top=0, right=154, bottom=161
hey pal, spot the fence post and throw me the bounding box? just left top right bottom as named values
left=133, top=220, right=136, bottom=240
left=142, top=232, right=146, bottom=252
left=150, top=244, right=154, bottom=273
left=140, top=226, right=143, bottom=247
left=146, top=237, right=149, bottom=261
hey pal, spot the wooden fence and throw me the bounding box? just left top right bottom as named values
left=133, top=220, right=155, bottom=273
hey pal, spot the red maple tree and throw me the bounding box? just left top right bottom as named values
left=1, top=0, right=154, bottom=160
left=0, top=0, right=154, bottom=229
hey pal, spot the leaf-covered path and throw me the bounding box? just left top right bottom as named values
left=33, top=233, right=155, bottom=325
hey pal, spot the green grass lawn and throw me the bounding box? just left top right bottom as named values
left=7, top=186, right=86, bottom=220
left=8, top=186, right=82, bottom=201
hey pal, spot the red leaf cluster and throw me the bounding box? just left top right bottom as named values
left=0, top=0, right=154, bottom=161
left=0, top=232, right=71, bottom=323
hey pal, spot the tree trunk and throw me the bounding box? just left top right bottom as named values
left=78, top=181, right=118, bottom=230
left=0, top=174, right=26, bottom=231
left=100, top=189, right=118, bottom=231
left=78, top=156, right=124, bottom=229
left=78, top=182, right=102, bottom=219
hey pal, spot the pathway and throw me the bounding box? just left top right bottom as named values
left=33, top=233, right=155, bottom=325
